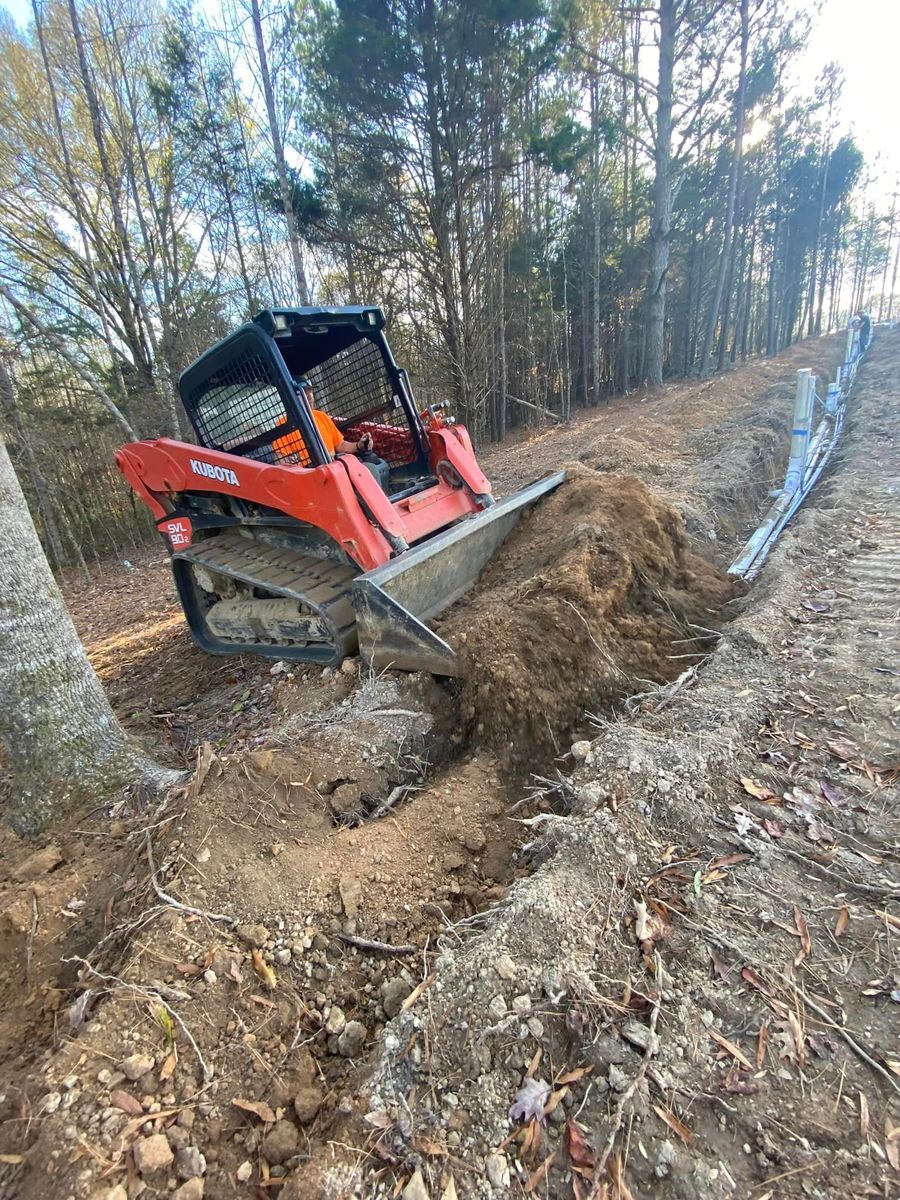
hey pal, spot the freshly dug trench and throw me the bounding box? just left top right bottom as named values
left=440, top=467, right=737, bottom=764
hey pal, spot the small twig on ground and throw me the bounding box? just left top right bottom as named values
left=25, top=894, right=38, bottom=981
left=146, top=833, right=235, bottom=925
left=370, top=784, right=421, bottom=821
left=623, top=666, right=697, bottom=716
left=337, top=934, right=418, bottom=955
left=562, top=599, right=621, bottom=673
left=597, top=951, right=662, bottom=1172
left=772, top=841, right=899, bottom=900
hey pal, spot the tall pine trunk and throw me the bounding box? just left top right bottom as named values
left=699, top=0, right=747, bottom=377
left=644, top=0, right=675, bottom=386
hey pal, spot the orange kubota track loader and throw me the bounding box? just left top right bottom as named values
left=115, top=306, right=564, bottom=674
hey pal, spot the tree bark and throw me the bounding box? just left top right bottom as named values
left=644, top=0, right=675, bottom=386
left=699, top=0, right=747, bottom=377
left=0, top=438, right=179, bottom=834
left=250, top=0, right=310, bottom=305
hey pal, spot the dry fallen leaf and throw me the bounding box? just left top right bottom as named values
left=524, top=1151, right=556, bottom=1193
left=756, top=1022, right=769, bottom=1069
left=232, top=1097, right=277, bottom=1124
left=794, top=908, right=812, bottom=965
left=110, top=1089, right=143, bottom=1116
left=607, top=1151, right=636, bottom=1200
left=859, top=1090, right=870, bottom=1138
left=826, top=737, right=862, bottom=764
left=364, top=1110, right=393, bottom=1129
left=885, top=1117, right=900, bottom=1172
left=175, top=962, right=202, bottom=977
left=251, top=948, right=277, bottom=990
left=835, top=906, right=850, bottom=937
left=509, top=1077, right=551, bottom=1124
left=708, top=1028, right=753, bottom=1071
left=788, top=1011, right=806, bottom=1068
left=819, top=779, right=845, bottom=806
left=439, top=1175, right=460, bottom=1200
left=0, top=1155, right=24, bottom=1165
left=159, top=1050, right=177, bottom=1082
left=652, top=1103, right=693, bottom=1145
left=565, top=1117, right=597, bottom=1177
left=555, top=1065, right=593, bottom=1086
left=708, top=852, right=750, bottom=870
left=412, top=1135, right=447, bottom=1158
left=709, top=948, right=733, bottom=983
left=740, top=777, right=776, bottom=802
left=741, top=966, right=775, bottom=998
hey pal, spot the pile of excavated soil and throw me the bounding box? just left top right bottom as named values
left=442, top=468, right=736, bottom=762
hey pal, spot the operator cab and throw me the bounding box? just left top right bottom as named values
left=179, top=306, right=434, bottom=498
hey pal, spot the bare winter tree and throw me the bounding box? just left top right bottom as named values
left=0, top=437, right=180, bottom=834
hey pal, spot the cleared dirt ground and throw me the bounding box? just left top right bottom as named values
left=1, top=330, right=897, bottom=1200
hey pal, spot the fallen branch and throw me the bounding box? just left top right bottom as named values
left=505, top=393, right=561, bottom=422
left=337, top=934, right=418, bottom=955
left=146, top=833, right=235, bottom=925
left=770, top=841, right=899, bottom=901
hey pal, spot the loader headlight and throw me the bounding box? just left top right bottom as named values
left=273, top=313, right=289, bottom=332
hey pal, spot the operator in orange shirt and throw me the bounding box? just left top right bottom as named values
left=273, top=377, right=390, bottom=492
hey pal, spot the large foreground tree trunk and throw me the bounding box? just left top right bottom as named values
left=0, top=439, right=179, bottom=835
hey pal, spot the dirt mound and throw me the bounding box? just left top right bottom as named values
left=442, top=468, right=736, bottom=762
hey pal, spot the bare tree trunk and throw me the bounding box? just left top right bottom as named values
left=699, top=0, right=747, bottom=377
left=644, top=0, right=675, bottom=386
left=0, top=439, right=179, bottom=834
left=766, top=119, right=783, bottom=355
left=877, top=195, right=896, bottom=322
left=250, top=0, right=310, bottom=304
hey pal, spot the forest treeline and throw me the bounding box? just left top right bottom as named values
left=0, top=0, right=896, bottom=571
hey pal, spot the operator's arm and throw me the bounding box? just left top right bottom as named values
left=337, top=432, right=373, bottom=455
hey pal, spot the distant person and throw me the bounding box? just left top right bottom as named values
left=858, top=312, right=872, bottom=352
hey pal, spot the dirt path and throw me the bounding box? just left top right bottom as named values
left=3, top=332, right=896, bottom=1200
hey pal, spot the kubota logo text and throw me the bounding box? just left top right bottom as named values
left=189, top=458, right=240, bottom=487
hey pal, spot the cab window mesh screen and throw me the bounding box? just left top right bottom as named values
left=305, top=339, right=414, bottom=466
left=188, top=350, right=294, bottom=462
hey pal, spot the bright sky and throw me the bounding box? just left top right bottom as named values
left=799, top=0, right=899, bottom=195
left=1, top=0, right=896, bottom=192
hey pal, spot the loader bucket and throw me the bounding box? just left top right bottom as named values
left=352, top=471, right=566, bottom=674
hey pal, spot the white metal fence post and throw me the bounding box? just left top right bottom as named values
left=784, top=368, right=813, bottom=494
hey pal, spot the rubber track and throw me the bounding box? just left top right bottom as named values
left=175, top=532, right=358, bottom=653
